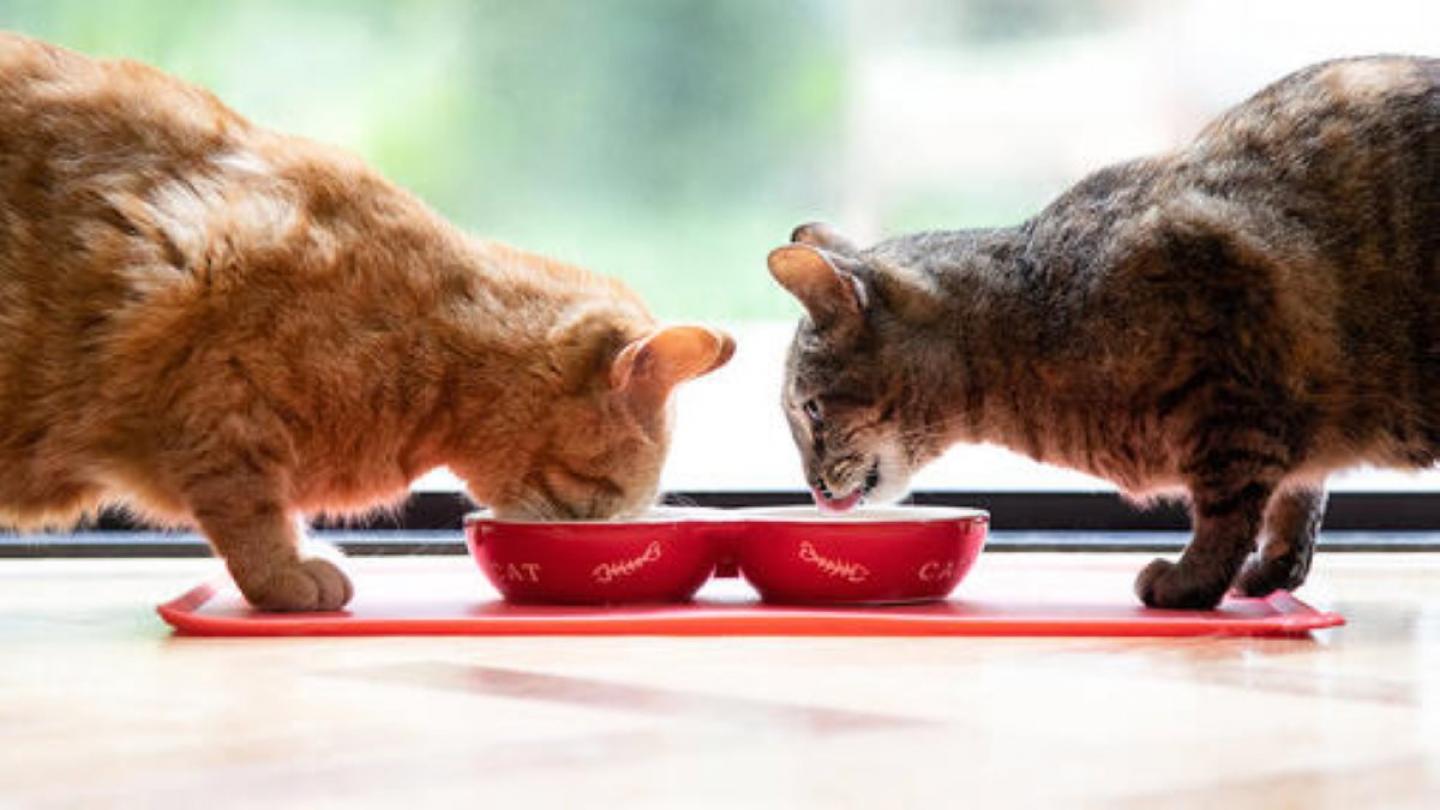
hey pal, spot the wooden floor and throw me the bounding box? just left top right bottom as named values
left=2, top=550, right=1438, bottom=809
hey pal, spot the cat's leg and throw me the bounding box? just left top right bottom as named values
left=1136, top=431, right=1285, bottom=608
left=1234, top=483, right=1325, bottom=597
left=1135, top=482, right=1272, bottom=609
left=187, top=477, right=352, bottom=612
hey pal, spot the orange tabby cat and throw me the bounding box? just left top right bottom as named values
left=0, top=33, right=734, bottom=611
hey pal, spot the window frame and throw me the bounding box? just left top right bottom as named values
left=5, top=489, right=1439, bottom=558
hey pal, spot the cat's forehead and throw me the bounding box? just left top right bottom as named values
left=788, top=321, right=837, bottom=363
left=785, top=322, right=858, bottom=395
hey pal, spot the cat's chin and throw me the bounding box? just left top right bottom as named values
left=866, top=457, right=913, bottom=505
left=863, top=486, right=910, bottom=507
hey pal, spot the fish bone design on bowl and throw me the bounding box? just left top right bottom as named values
left=722, top=506, right=989, bottom=605
left=464, top=509, right=720, bottom=605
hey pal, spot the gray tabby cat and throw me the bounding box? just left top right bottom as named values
left=770, top=56, right=1438, bottom=609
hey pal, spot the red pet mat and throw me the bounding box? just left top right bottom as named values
left=157, top=558, right=1344, bottom=638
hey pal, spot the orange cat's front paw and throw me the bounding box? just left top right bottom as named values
left=239, top=558, right=354, bottom=612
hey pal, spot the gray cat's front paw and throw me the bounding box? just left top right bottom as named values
left=1134, top=558, right=1227, bottom=610
left=239, top=558, right=354, bottom=612
left=1234, top=550, right=1310, bottom=597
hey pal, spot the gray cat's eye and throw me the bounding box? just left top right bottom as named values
left=802, top=399, right=823, bottom=425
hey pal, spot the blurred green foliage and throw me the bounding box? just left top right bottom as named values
left=0, top=0, right=1051, bottom=320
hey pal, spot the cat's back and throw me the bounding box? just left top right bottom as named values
left=1058, top=56, right=1440, bottom=317
left=0, top=30, right=93, bottom=94
left=0, top=33, right=365, bottom=458
left=0, top=31, right=243, bottom=162
left=0, top=32, right=259, bottom=295
left=1018, top=57, right=1439, bottom=408
left=1194, top=56, right=1438, bottom=151
left=1097, top=57, right=1440, bottom=469
left=1179, top=56, right=1438, bottom=262
left=0, top=32, right=257, bottom=368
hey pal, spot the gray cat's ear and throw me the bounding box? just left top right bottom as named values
left=610, top=325, right=736, bottom=403
left=790, top=222, right=859, bottom=256
left=767, top=244, right=865, bottom=332
left=872, top=264, right=945, bottom=324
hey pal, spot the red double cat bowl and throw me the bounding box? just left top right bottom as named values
left=465, top=510, right=718, bottom=605
left=725, top=506, right=988, bottom=604
left=464, top=506, right=989, bottom=606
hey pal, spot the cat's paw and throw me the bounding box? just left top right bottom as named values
left=1234, top=550, right=1310, bottom=597
left=239, top=558, right=354, bottom=612
left=1134, top=558, right=1226, bottom=610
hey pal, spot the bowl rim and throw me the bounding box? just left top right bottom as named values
left=724, top=505, right=989, bottom=524
left=463, top=504, right=988, bottom=527
left=463, top=505, right=719, bottom=527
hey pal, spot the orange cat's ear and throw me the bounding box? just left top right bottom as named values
left=768, top=244, right=864, bottom=332
left=790, top=221, right=859, bottom=256
left=610, top=325, right=736, bottom=403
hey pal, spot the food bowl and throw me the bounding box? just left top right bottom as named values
left=463, top=508, right=721, bottom=605
left=723, top=506, right=989, bottom=605
left=463, top=505, right=989, bottom=606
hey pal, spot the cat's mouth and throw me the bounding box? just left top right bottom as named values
left=813, top=463, right=882, bottom=513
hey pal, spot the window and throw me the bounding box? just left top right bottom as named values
left=6, top=0, right=1440, bottom=540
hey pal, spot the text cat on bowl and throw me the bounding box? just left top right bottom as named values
left=0, top=33, right=734, bottom=611
left=770, top=56, right=1438, bottom=610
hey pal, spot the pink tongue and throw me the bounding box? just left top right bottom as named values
left=813, top=489, right=862, bottom=514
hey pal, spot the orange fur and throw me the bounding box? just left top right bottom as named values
left=0, top=33, right=732, bottom=610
